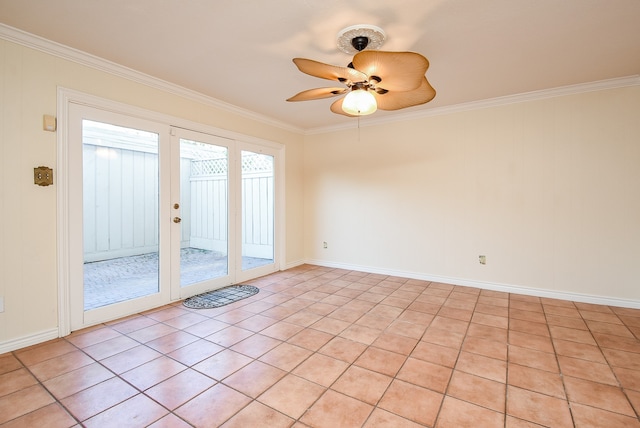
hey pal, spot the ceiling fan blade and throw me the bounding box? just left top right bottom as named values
left=287, top=87, right=347, bottom=102
left=329, top=97, right=358, bottom=117
left=293, top=58, right=367, bottom=83
left=374, top=77, right=436, bottom=111
left=352, top=51, right=429, bottom=92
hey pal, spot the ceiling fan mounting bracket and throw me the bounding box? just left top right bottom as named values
left=350, top=82, right=368, bottom=91
left=337, top=24, right=386, bottom=54
left=351, top=36, right=370, bottom=52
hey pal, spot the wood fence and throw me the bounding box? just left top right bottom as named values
left=83, top=145, right=273, bottom=262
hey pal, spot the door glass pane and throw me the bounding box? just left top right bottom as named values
left=82, top=120, right=160, bottom=310
left=241, top=150, right=274, bottom=270
left=180, top=139, right=228, bottom=286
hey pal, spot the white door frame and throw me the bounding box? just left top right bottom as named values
left=57, top=88, right=285, bottom=336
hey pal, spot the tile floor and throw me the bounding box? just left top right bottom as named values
left=1, top=264, right=640, bottom=427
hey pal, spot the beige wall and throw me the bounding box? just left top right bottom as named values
left=0, top=38, right=305, bottom=349
left=1, top=31, right=639, bottom=351
left=304, top=85, right=640, bottom=305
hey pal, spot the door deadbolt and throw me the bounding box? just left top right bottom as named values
left=173, top=217, right=182, bottom=223
left=173, top=203, right=180, bottom=209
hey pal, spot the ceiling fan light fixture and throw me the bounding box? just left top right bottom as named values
left=342, top=88, right=377, bottom=115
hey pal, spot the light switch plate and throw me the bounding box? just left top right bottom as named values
left=0, top=296, right=4, bottom=313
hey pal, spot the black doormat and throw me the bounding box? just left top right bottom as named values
left=183, top=285, right=259, bottom=309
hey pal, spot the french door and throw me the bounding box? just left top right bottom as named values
left=67, top=103, right=278, bottom=330
left=170, top=128, right=235, bottom=299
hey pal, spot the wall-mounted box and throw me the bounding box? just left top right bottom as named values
left=43, top=114, right=56, bottom=132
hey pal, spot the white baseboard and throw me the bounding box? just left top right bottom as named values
left=281, top=259, right=306, bottom=271
left=4, top=260, right=637, bottom=354
left=0, top=328, right=60, bottom=354
left=305, top=259, right=640, bottom=310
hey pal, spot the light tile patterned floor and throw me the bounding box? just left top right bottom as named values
left=1, top=264, right=640, bottom=427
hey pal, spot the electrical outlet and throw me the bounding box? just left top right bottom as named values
left=479, top=255, right=486, bottom=265
left=34, top=166, right=54, bottom=186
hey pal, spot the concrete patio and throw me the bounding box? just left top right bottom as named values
left=83, top=248, right=272, bottom=310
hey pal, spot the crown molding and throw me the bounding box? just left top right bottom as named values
left=306, top=74, right=640, bottom=135
left=0, top=23, right=305, bottom=135
left=3, top=23, right=638, bottom=136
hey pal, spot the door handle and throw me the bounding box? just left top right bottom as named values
left=173, top=217, right=182, bottom=223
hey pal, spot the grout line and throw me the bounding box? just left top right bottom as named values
left=4, top=266, right=640, bottom=426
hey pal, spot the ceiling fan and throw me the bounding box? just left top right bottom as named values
left=287, top=25, right=436, bottom=117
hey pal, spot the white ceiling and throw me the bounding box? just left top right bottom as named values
left=1, top=0, right=639, bottom=131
